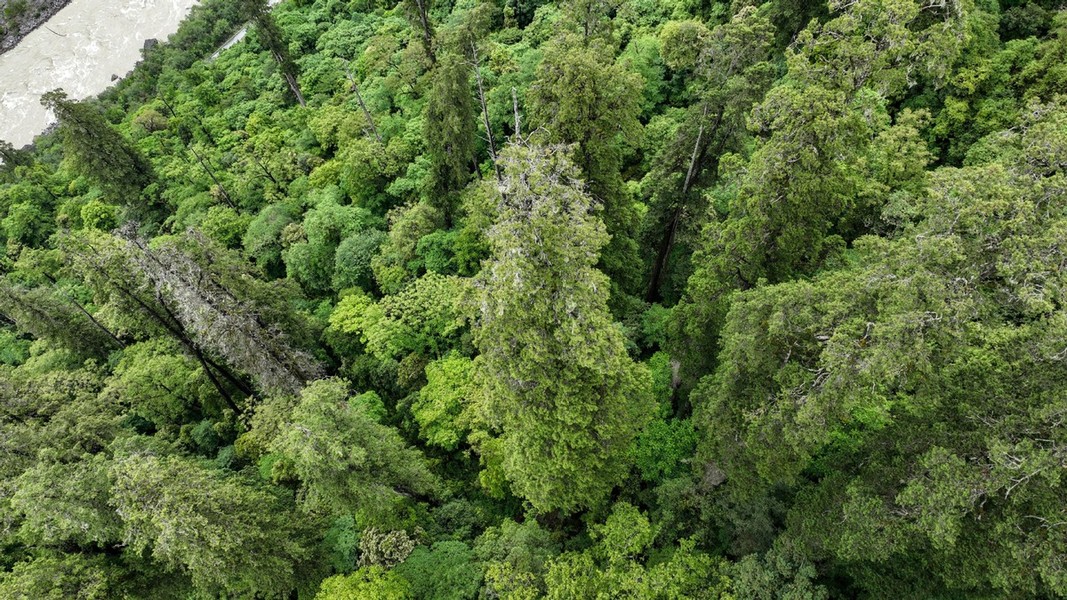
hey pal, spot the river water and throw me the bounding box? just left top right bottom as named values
left=0, top=0, right=200, bottom=148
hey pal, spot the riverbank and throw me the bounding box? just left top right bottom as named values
left=0, top=0, right=72, bottom=55
left=0, top=0, right=202, bottom=147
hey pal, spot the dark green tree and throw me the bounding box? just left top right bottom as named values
left=471, top=143, right=653, bottom=514
left=238, top=0, right=306, bottom=106
left=672, top=0, right=970, bottom=382
left=0, top=279, right=121, bottom=360
left=264, top=378, right=437, bottom=519
left=402, top=0, right=437, bottom=64
left=644, top=8, right=776, bottom=302
left=0, top=140, right=31, bottom=171
left=423, top=53, right=477, bottom=221
left=40, top=89, right=162, bottom=223
left=110, top=446, right=315, bottom=597
left=694, top=101, right=1067, bottom=597
left=527, top=35, right=644, bottom=293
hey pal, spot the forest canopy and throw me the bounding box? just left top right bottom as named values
left=2, top=0, right=1067, bottom=598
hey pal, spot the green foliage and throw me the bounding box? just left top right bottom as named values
left=642, top=7, right=777, bottom=302
left=199, top=205, right=252, bottom=248
left=630, top=417, right=696, bottom=484
left=472, top=143, right=654, bottom=513
left=109, top=447, right=312, bottom=597
left=4, top=0, right=1067, bottom=597
left=394, top=541, right=484, bottom=600
left=10, top=454, right=121, bottom=548
left=316, top=566, right=410, bottom=600
left=528, top=34, right=644, bottom=290
left=658, top=20, right=711, bottom=71
left=372, top=201, right=444, bottom=295
left=423, top=53, right=477, bottom=213
left=104, top=338, right=219, bottom=426
left=592, top=502, right=659, bottom=564
left=269, top=378, right=437, bottom=518
left=544, top=503, right=731, bottom=599
left=413, top=352, right=475, bottom=449
left=358, top=527, right=417, bottom=569
left=238, top=0, right=306, bottom=105
left=0, top=328, right=30, bottom=365
left=726, top=541, right=828, bottom=600
left=40, top=90, right=162, bottom=224
left=284, top=188, right=382, bottom=295
left=671, top=0, right=967, bottom=380
left=2, top=201, right=52, bottom=247
left=331, top=273, right=467, bottom=363
left=415, top=229, right=457, bottom=274
left=475, top=519, right=560, bottom=599
left=243, top=201, right=295, bottom=274
left=0, top=278, right=120, bottom=360
left=334, top=228, right=388, bottom=291
left=694, top=101, right=1067, bottom=596
left=79, top=199, right=117, bottom=231
left=0, top=553, right=117, bottom=600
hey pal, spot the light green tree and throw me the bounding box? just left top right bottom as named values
left=316, top=566, right=410, bottom=600
left=283, top=188, right=382, bottom=295
left=268, top=378, right=437, bottom=518
left=0, top=553, right=118, bottom=600
left=329, top=272, right=467, bottom=364
left=475, top=518, right=560, bottom=600
left=109, top=447, right=313, bottom=597
left=544, top=502, right=731, bottom=599
left=10, top=455, right=121, bottom=549
left=103, top=337, right=222, bottom=426
left=412, top=352, right=475, bottom=450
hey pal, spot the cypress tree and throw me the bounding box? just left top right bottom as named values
left=472, top=143, right=653, bottom=514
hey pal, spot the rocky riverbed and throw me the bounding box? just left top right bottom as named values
left=0, top=0, right=199, bottom=147
left=0, top=0, right=71, bottom=54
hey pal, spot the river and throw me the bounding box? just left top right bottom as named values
left=0, top=0, right=200, bottom=148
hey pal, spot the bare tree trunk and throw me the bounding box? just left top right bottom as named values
left=354, top=86, right=381, bottom=142
left=646, top=103, right=725, bottom=302
left=45, top=275, right=125, bottom=349
left=413, top=0, right=436, bottom=64
left=190, top=144, right=236, bottom=209
left=154, top=292, right=242, bottom=413
left=249, top=152, right=280, bottom=187
left=159, top=93, right=216, bottom=146
left=345, top=65, right=382, bottom=143
left=280, top=67, right=307, bottom=108
left=111, top=271, right=251, bottom=408
left=512, top=87, right=522, bottom=138
left=159, top=95, right=234, bottom=207
left=470, top=40, right=501, bottom=185
left=682, top=104, right=713, bottom=198
left=197, top=352, right=239, bottom=411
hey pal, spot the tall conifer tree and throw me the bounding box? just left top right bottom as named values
left=472, top=143, right=653, bottom=514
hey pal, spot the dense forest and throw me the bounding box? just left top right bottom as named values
left=1, top=0, right=1066, bottom=597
